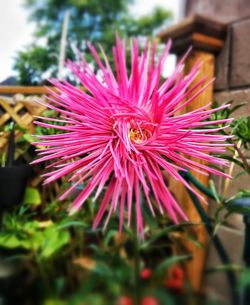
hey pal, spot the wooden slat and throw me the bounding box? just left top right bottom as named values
left=169, top=51, right=215, bottom=292
left=192, top=33, right=224, bottom=51
left=0, top=100, right=27, bottom=128
left=184, top=52, right=215, bottom=291
left=158, top=14, right=227, bottom=41
left=0, top=86, right=51, bottom=95
left=157, top=14, right=227, bottom=55
left=0, top=85, right=83, bottom=95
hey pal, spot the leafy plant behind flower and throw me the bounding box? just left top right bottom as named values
left=210, top=101, right=250, bottom=176
left=231, top=116, right=250, bottom=149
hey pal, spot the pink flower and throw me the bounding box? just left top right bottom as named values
left=33, top=35, right=231, bottom=237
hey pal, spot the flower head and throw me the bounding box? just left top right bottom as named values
left=33, top=35, right=231, bottom=237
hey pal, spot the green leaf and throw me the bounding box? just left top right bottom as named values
left=239, top=269, right=250, bottom=289
left=230, top=103, right=247, bottom=114
left=209, top=179, right=221, bottom=204
left=103, top=229, right=118, bottom=247
left=221, top=156, right=244, bottom=168
left=231, top=116, right=250, bottom=145
left=227, top=206, right=250, bottom=215
left=43, top=299, right=66, bottom=305
left=4, top=254, right=30, bottom=262
left=39, top=227, right=70, bottom=259
left=225, top=190, right=250, bottom=207
left=57, top=220, right=87, bottom=230
left=206, top=264, right=244, bottom=274
left=225, top=197, right=250, bottom=216
left=0, top=234, right=25, bottom=249
left=155, top=255, right=191, bottom=275
left=22, top=187, right=41, bottom=206
left=234, top=170, right=248, bottom=179
left=94, top=262, right=114, bottom=277
left=141, top=223, right=197, bottom=250
left=153, top=290, right=175, bottom=305
left=186, top=234, right=205, bottom=249
left=23, top=133, right=36, bottom=143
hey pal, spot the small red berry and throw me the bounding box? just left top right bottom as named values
left=165, top=278, right=184, bottom=295
left=140, top=268, right=152, bottom=280
left=172, top=266, right=184, bottom=280
left=117, top=296, right=133, bottom=305
left=141, top=296, right=159, bottom=305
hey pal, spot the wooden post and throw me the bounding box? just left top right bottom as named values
left=158, top=15, right=227, bottom=292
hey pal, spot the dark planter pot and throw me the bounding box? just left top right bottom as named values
left=0, top=164, right=31, bottom=209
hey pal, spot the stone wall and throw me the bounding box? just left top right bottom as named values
left=204, top=16, right=250, bottom=305
left=215, top=17, right=250, bottom=112
left=215, top=16, right=250, bottom=185
left=185, top=0, right=250, bottom=23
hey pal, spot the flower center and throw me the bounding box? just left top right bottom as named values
left=129, top=127, right=151, bottom=144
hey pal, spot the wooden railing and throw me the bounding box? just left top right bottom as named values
left=0, top=86, right=50, bottom=95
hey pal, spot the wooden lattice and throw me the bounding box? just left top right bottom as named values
left=0, top=95, right=46, bottom=150
left=0, top=87, right=68, bottom=204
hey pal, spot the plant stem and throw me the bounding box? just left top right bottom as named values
left=223, top=140, right=240, bottom=196
left=182, top=172, right=239, bottom=305
left=6, top=121, right=15, bottom=167
left=132, top=217, right=140, bottom=305
left=37, top=259, right=50, bottom=294
left=233, top=142, right=250, bottom=175
left=180, top=170, right=219, bottom=200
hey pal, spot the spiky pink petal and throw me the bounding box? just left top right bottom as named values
left=33, top=36, right=231, bottom=237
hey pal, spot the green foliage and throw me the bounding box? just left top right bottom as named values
left=35, top=109, right=66, bottom=136
left=117, top=6, right=171, bottom=37
left=140, top=223, right=195, bottom=250
left=0, top=195, right=192, bottom=304
left=22, top=186, right=42, bottom=205
left=14, top=0, right=171, bottom=84
left=0, top=211, right=70, bottom=260
left=155, top=255, right=191, bottom=275
left=211, top=100, right=246, bottom=122
left=239, top=269, right=250, bottom=289
left=207, top=264, right=244, bottom=273
left=231, top=116, right=250, bottom=148
left=210, top=101, right=250, bottom=175
left=13, top=46, right=56, bottom=85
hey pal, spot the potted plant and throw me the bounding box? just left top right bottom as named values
left=0, top=122, right=31, bottom=209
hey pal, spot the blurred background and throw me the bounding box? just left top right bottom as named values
left=0, top=0, right=183, bottom=85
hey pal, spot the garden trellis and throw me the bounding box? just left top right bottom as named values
left=0, top=86, right=47, bottom=150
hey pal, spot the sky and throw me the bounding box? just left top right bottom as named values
left=0, top=0, right=183, bottom=82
